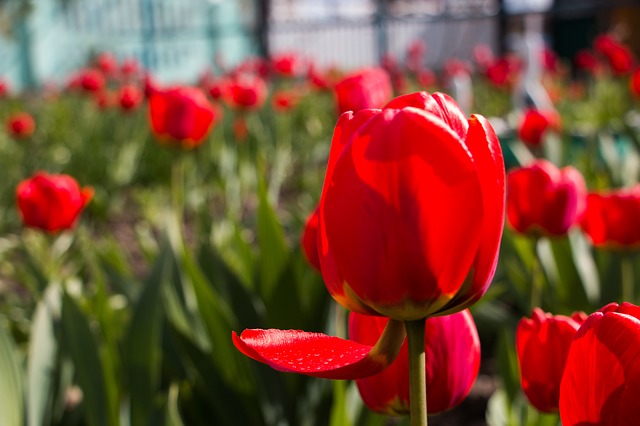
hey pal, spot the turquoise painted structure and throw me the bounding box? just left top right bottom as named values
left=0, top=0, right=258, bottom=91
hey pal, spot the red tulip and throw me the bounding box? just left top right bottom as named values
left=223, top=74, right=267, bottom=111
left=148, top=86, right=218, bottom=149
left=560, top=302, right=640, bottom=425
left=117, top=84, right=143, bottom=111
left=507, top=160, right=587, bottom=237
left=78, top=68, right=106, bottom=93
left=594, top=34, right=635, bottom=75
left=6, top=112, right=35, bottom=139
left=95, top=52, right=118, bottom=77
left=350, top=309, right=480, bottom=415
left=16, top=172, right=93, bottom=232
left=301, top=207, right=320, bottom=272
left=574, top=49, right=599, bottom=73
left=319, top=91, right=505, bottom=319
left=516, top=308, right=586, bottom=412
left=518, top=109, right=550, bottom=147
left=580, top=185, right=640, bottom=249
left=271, top=52, right=303, bottom=77
left=417, top=69, right=437, bottom=88
left=333, top=68, right=392, bottom=114
left=0, top=79, right=9, bottom=97
left=272, top=89, right=300, bottom=112
left=233, top=91, right=505, bottom=380
left=120, top=58, right=141, bottom=78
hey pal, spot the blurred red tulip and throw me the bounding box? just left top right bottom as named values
left=560, top=302, right=640, bottom=425
left=118, top=84, right=143, bottom=111
left=0, top=79, right=9, bottom=97
left=319, top=91, right=505, bottom=319
left=271, top=52, right=303, bottom=77
left=70, top=68, right=106, bottom=93
left=205, top=78, right=227, bottom=100
left=580, top=185, right=640, bottom=249
left=232, top=117, right=248, bottom=142
left=507, top=160, right=587, bottom=237
left=224, top=74, right=267, bottom=111
left=516, top=308, right=586, bottom=412
left=94, top=90, right=114, bottom=109
left=417, top=68, right=437, bottom=88
left=272, top=89, right=300, bottom=112
left=300, top=207, right=320, bottom=272
left=96, top=52, right=118, bottom=77
left=16, top=172, right=93, bottom=233
left=6, top=112, right=35, bottom=139
left=630, top=67, right=640, bottom=97
left=406, top=39, right=426, bottom=73
left=333, top=67, right=392, bottom=114
left=574, top=49, right=599, bottom=73
left=148, top=86, right=218, bottom=149
left=120, top=58, right=141, bottom=78
left=350, top=309, right=480, bottom=415
left=473, top=44, right=495, bottom=71
left=518, top=109, right=551, bottom=147
left=308, top=65, right=338, bottom=91
left=594, top=34, right=635, bottom=75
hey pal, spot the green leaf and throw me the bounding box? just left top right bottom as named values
left=567, top=230, right=600, bottom=306
left=125, top=239, right=172, bottom=426
left=61, top=291, right=113, bottom=426
left=27, top=285, right=61, bottom=426
left=256, top=177, right=289, bottom=301
left=496, top=327, right=520, bottom=404
left=0, top=317, right=24, bottom=426
left=329, top=380, right=351, bottom=426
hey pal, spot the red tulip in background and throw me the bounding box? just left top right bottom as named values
left=0, top=79, right=8, bottom=97
left=518, top=109, right=551, bottom=147
left=272, top=89, right=301, bottom=112
left=516, top=308, right=586, bottom=412
left=300, top=207, right=320, bottom=272
left=574, top=49, right=599, bottom=73
left=6, top=112, right=35, bottom=139
left=233, top=91, right=505, bottom=380
left=16, top=172, right=93, bottom=233
left=560, top=302, right=640, bottom=425
left=333, top=67, right=392, bottom=114
left=594, top=34, right=635, bottom=75
left=117, top=84, right=143, bottom=111
left=507, top=160, right=587, bottom=237
left=580, top=185, right=640, bottom=249
left=223, top=74, right=267, bottom=111
left=95, top=52, right=118, bottom=77
left=271, top=52, right=304, bottom=78
left=148, top=86, right=218, bottom=149
left=350, top=309, right=480, bottom=415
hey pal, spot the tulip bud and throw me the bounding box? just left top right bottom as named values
left=6, top=112, right=35, bottom=139
left=507, top=160, right=587, bottom=237
left=580, top=186, right=640, bottom=249
left=516, top=308, right=586, bottom=412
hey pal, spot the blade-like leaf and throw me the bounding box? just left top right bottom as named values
left=28, top=285, right=61, bottom=426
left=61, top=291, right=112, bottom=426
left=0, top=318, right=24, bottom=426
left=125, top=239, right=172, bottom=426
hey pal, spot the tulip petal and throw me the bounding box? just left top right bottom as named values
left=233, top=320, right=405, bottom=380
left=560, top=311, right=640, bottom=425
left=439, top=114, right=505, bottom=313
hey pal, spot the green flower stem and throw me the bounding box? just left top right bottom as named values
left=171, top=151, right=186, bottom=226
left=621, top=254, right=635, bottom=303
left=530, top=237, right=543, bottom=310
left=405, top=318, right=428, bottom=426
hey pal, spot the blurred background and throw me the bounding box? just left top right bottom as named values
left=1, top=0, right=640, bottom=88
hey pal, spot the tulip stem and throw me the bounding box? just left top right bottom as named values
left=406, top=318, right=428, bottom=426
left=531, top=238, right=543, bottom=310
left=171, top=152, right=185, bottom=226
left=621, top=254, right=635, bottom=303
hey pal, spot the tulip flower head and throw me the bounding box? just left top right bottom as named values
left=233, top=91, right=505, bottom=382
left=148, top=86, right=218, bottom=149
left=223, top=74, right=267, bottom=111
left=518, top=109, right=551, bottom=147
left=580, top=185, right=640, bottom=250
left=117, top=84, right=143, bottom=112
left=350, top=309, right=480, bottom=415
left=333, top=67, right=392, bottom=114
left=560, top=302, right=640, bottom=425
left=6, top=112, right=35, bottom=139
left=516, top=308, right=586, bottom=412
left=507, top=160, right=587, bottom=237
left=16, top=172, right=93, bottom=233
